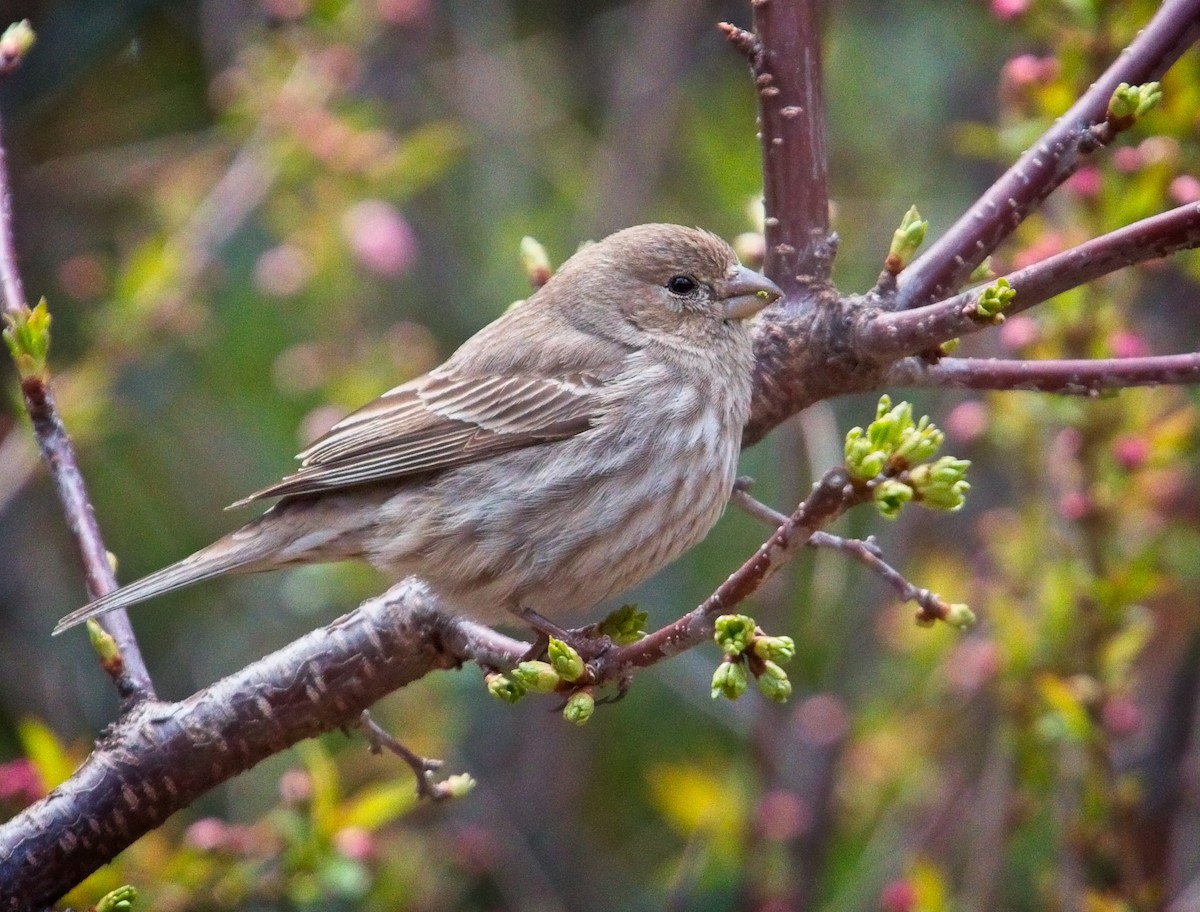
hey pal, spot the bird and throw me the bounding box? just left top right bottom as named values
left=54, top=223, right=782, bottom=635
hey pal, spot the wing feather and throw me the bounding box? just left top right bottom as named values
left=230, top=369, right=608, bottom=506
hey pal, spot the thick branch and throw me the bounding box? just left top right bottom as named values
left=896, top=0, right=1200, bottom=309
left=743, top=0, right=833, bottom=290
left=861, top=202, right=1200, bottom=358
left=0, top=582, right=527, bottom=911
left=889, top=352, right=1200, bottom=394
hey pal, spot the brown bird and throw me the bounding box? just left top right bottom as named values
left=54, top=224, right=782, bottom=635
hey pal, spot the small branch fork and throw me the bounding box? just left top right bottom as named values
left=894, top=0, right=1200, bottom=310
left=860, top=202, right=1200, bottom=360
left=730, top=484, right=958, bottom=625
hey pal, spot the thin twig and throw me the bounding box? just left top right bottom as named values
left=359, top=710, right=459, bottom=802
left=889, top=352, right=1200, bottom=394
left=896, top=0, right=1200, bottom=309
left=862, top=202, right=1200, bottom=358
left=0, top=104, right=153, bottom=704
left=731, top=485, right=956, bottom=624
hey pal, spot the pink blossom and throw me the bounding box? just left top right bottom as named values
left=1169, top=174, right=1200, bottom=204
left=1113, top=146, right=1143, bottom=173
left=185, top=817, right=229, bottom=851
left=1112, top=434, right=1151, bottom=471
left=342, top=200, right=417, bottom=278
left=1057, top=490, right=1091, bottom=522
left=278, top=768, right=313, bottom=804
left=990, top=0, right=1029, bottom=19
left=1064, top=166, right=1102, bottom=199
left=1011, top=232, right=1065, bottom=270
left=945, top=400, right=989, bottom=444
left=998, top=314, right=1039, bottom=351
left=1102, top=696, right=1142, bottom=738
left=1108, top=330, right=1150, bottom=359
left=334, top=826, right=376, bottom=861
left=881, top=879, right=919, bottom=912
left=1001, top=54, right=1058, bottom=94
left=0, top=759, right=44, bottom=805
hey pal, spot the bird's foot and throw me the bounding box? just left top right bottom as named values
left=513, top=607, right=617, bottom=664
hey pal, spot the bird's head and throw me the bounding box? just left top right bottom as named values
left=546, top=223, right=783, bottom=350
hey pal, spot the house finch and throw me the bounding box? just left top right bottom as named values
left=54, top=224, right=782, bottom=634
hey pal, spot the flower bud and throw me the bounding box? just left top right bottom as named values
left=755, top=660, right=793, bottom=703
left=563, top=690, right=595, bottom=725
left=753, top=635, right=796, bottom=664
left=714, top=614, right=757, bottom=656
left=547, top=638, right=585, bottom=682
left=711, top=659, right=750, bottom=700
left=511, top=661, right=560, bottom=693
left=486, top=673, right=525, bottom=704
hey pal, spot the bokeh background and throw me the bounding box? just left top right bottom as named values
left=2, top=0, right=1200, bottom=909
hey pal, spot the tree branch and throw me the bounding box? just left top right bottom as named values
left=888, top=352, right=1200, bottom=394
left=0, top=582, right=527, bottom=911
left=895, top=0, right=1200, bottom=310
left=859, top=202, right=1200, bottom=358
left=0, top=109, right=153, bottom=706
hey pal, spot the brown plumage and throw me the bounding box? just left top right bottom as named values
left=54, top=224, right=781, bottom=634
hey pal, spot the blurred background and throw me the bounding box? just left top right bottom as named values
left=2, top=0, right=1199, bottom=909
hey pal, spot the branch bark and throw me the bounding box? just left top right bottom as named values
left=889, top=352, right=1200, bottom=394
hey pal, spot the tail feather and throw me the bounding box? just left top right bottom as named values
left=53, top=527, right=281, bottom=635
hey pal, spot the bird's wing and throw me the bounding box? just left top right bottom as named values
left=230, top=369, right=609, bottom=505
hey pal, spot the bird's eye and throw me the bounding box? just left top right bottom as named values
left=667, top=275, right=698, bottom=296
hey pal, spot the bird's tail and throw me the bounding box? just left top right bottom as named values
left=52, top=518, right=288, bottom=635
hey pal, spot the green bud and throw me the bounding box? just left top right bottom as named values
left=974, top=278, right=1014, bottom=322
left=755, top=660, right=793, bottom=703
left=911, top=456, right=971, bottom=511
left=944, top=603, right=977, bottom=630
left=511, top=661, right=560, bottom=693
left=547, top=638, right=585, bottom=683
left=598, top=603, right=649, bottom=645
left=873, top=479, right=914, bottom=520
left=519, top=236, right=552, bottom=288
left=875, top=394, right=893, bottom=420
left=1108, top=82, right=1162, bottom=122
left=968, top=258, right=995, bottom=283
left=938, top=337, right=961, bottom=356
left=752, top=635, right=796, bottom=664
left=1134, top=82, right=1163, bottom=117
left=711, top=659, right=750, bottom=700
left=714, top=614, right=757, bottom=656
left=844, top=430, right=886, bottom=481
left=893, top=419, right=945, bottom=466
left=886, top=206, right=928, bottom=271
left=442, top=773, right=476, bottom=798
left=86, top=619, right=122, bottom=665
left=96, top=885, right=138, bottom=912
left=486, top=672, right=526, bottom=704
left=563, top=690, right=595, bottom=725
left=2, top=299, right=51, bottom=381
left=867, top=399, right=913, bottom=452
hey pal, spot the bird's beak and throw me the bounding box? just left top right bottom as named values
left=720, top=266, right=784, bottom=320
